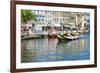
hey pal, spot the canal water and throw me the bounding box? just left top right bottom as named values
left=21, top=33, right=90, bottom=63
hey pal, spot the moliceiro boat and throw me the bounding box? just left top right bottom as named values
left=48, top=27, right=57, bottom=38
left=57, top=31, right=80, bottom=41
left=64, top=34, right=79, bottom=40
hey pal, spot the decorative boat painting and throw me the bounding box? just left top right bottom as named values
left=21, top=9, right=91, bottom=62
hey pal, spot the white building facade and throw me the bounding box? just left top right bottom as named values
left=32, top=10, right=90, bottom=32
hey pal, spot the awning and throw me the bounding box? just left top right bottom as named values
left=22, top=24, right=32, bottom=27
left=54, top=24, right=61, bottom=27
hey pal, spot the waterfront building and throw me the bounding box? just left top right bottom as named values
left=22, top=10, right=90, bottom=34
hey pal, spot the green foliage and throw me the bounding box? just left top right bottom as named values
left=21, top=10, right=37, bottom=25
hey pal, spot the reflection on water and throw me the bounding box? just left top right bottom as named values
left=21, top=34, right=90, bottom=63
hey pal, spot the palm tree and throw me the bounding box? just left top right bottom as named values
left=21, top=10, right=37, bottom=25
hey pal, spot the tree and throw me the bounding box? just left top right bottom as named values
left=21, top=10, right=37, bottom=25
